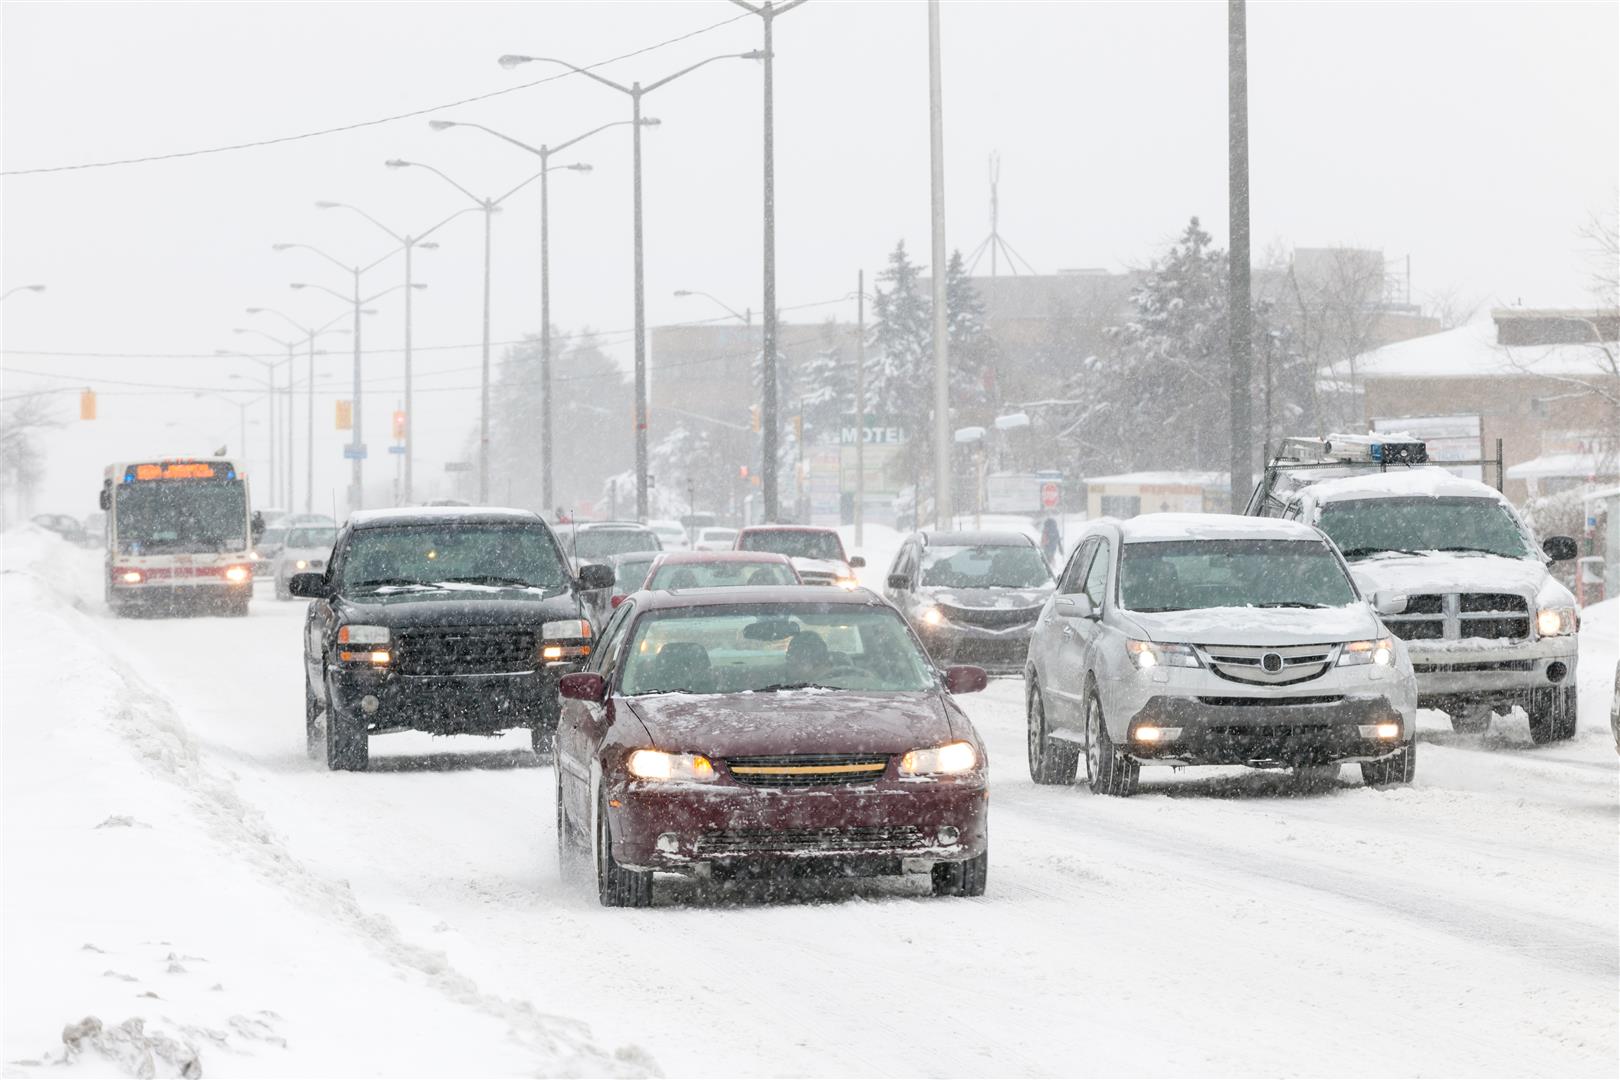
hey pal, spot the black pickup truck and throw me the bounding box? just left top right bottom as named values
left=289, top=507, right=613, bottom=771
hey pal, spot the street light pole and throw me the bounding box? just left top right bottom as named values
left=0, top=284, right=47, bottom=302
left=244, top=309, right=350, bottom=515
left=855, top=269, right=866, bottom=546
left=927, top=0, right=952, bottom=528
left=215, top=348, right=285, bottom=496
left=497, top=50, right=762, bottom=521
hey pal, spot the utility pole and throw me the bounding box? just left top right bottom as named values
left=927, top=0, right=952, bottom=528
left=1227, top=0, right=1253, bottom=512
left=306, top=335, right=315, bottom=513
left=854, top=269, right=866, bottom=547
left=480, top=201, right=493, bottom=502
left=351, top=266, right=364, bottom=512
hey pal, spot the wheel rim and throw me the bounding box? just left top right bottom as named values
left=1085, top=697, right=1102, bottom=781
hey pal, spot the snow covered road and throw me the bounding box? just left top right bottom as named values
left=5, top=529, right=1617, bottom=1077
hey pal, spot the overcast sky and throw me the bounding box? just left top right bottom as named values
left=3, top=0, right=1616, bottom=511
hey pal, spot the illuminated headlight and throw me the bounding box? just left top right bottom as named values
left=540, top=619, right=593, bottom=662
left=119, top=569, right=144, bottom=584
left=626, top=749, right=715, bottom=782
left=1132, top=724, right=1184, bottom=744
left=836, top=576, right=860, bottom=590
left=921, top=606, right=944, bottom=626
left=1339, top=638, right=1394, bottom=667
left=224, top=565, right=251, bottom=583
left=338, top=649, right=391, bottom=665
left=295, top=559, right=309, bottom=570
left=899, top=740, right=978, bottom=776
left=1126, top=640, right=1201, bottom=670
left=1357, top=721, right=1403, bottom=740
left=338, top=624, right=390, bottom=645
left=1536, top=607, right=1577, bottom=637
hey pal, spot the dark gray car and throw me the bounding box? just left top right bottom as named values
left=884, top=530, right=1055, bottom=674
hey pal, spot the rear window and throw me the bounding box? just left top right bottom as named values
left=1120, top=538, right=1357, bottom=612
left=649, top=560, right=798, bottom=590
left=738, top=529, right=844, bottom=561
left=573, top=528, right=661, bottom=558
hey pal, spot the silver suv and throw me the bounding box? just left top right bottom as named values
left=1024, top=514, right=1418, bottom=795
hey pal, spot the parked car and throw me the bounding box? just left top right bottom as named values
left=692, top=526, right=739, bottom=552
left=1024, top=514, right=1418, bottom=796
left=561, top=521, right=662, bottom=570
left=31, top=513, right=88, bottom=546
left=885, top=530, right=1055, bottom=674
left=289, top=507, right=614, bottom=770
left=734, top=525, right=863, bottom=587
left=641, top=550, right=801, bottom=593
left=553, top=586, right=990, bottom=906
left=647, top=519, right=691, bottom=552
left=273, top=523, right=338, bottom=600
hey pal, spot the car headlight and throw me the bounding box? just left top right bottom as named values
left=295, top=559, right=309, bottom=570
left=540, top=619, right=593, bottom=662
left=224, top=565, right=251, bottom=583
left=338, top=624, right=390, bottom=644
left=836, top=576, right=860, bottom=590
left=1126, top=640, right=1201, bottom=670
left=899, top=740, right=978, bottom=776
left=626, top=749, right=715, bottom=782
left=1338, top=637, right=1394, bottom=667
left=1536, top=607, right=1577, bottom=637
left=921, top=606, right=944, bottom=626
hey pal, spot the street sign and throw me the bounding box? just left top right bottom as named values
left=387, top=445, right=406, bottom=455
left=342, top=444, right=368, bottom=460
left=1040, top=481, right=1061, bottom=510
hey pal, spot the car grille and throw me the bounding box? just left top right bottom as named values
left=1385, top=593, right=1529, bottom=643
left=1412, top=660, right=1535, bottom=673
left=797, top=569, right=839, bottom=586
left=394, top=627, right=536, bottom=676
left=725, top=754, right=889, bottom=786
left=1197, top=695, right=1345, bottom=707
left=695, top=826, right=925, bottom=855
left=1199, top=644, right=1334, bottom=686
left=938, top=603, right=1042, bottom=629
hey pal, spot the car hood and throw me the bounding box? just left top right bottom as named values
left=1117, top=603, right=1380, bottom=646
left=924, top=585, right=1051, bottom=610
left=789, top=556, right=851, bottom=578
left=339, top=586, right=579, bottom=628
left=1345, top=553, right=1550, bottom=599
left=626, top=690, right=956, bottom=756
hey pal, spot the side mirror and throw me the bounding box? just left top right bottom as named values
left=1056, top=595, right=1096, bottom=620
left=610, top=594, right=627, bottom=609
left=886, top=573, right=911, bottom=591
left=559, top=671, right=607, bottom=704
left=98, top=489, right=111, bottom=511
left=578, top=563, right=615, bottom=590
left=943, top=665, right=989, bottom=695
left=848, top=555, right=866, bottom=568
left=287, top=572, right=331, bottom=599
left=1543, top=535, right=1578, bottom=562
left=251, top=511, right=266, bottom=542
left=1372, top=591, right=1407, bottom=616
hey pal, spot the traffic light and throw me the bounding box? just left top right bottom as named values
left=79, top=389, right=97, bottom=420
left=739, top=465, right=750, bottom=480
left=392, top=410, right=406, bottom=440
left=335, top=400, right=353, bottom=430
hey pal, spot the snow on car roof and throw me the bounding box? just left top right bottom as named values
left=349, top=506, right=543, bottom=528
left=1303, top=467, right=1507, bottom=504
left=1118, top=513, right=1323, bottom=543
left=630, top=584, right=885, bottom=609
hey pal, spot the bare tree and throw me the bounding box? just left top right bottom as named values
left=0, top=394, right=63, bottom=526
left=1580, top=202, right=1618, bottom=309
left=1285, top=246, right=1387, bottom=432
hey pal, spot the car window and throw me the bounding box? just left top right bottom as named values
left=920, top=544, right=1052, bottom=588
left=573, top=528, right=661, bottom=558
left=1082, top=540, right=1111, bottom=608
left=1119, top=538, right=1358, bottom=612
left=738, top=529, right=845, bottom=561
left=591, top=600, right=636, bottom=679
left=285, top=526, right=337, bottom=548
left=1058, top=538, right=1098, bottom=594
left=649, top=561, right=798, bottom=589
left=337, top=524, right=567, bottom=591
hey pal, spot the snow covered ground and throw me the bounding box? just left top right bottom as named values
left=4, top=525, right=1616, bottom=1078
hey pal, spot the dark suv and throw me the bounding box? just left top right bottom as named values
left=289, top=507, right=613, bottom=771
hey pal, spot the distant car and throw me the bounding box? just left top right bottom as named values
left=553, top=586, right=990, bottom=906
left=562, top=521, right=662, bottom=569
left=647, top=519, right=691, bottom=552
left=641, top=550, right=801, bottom=593
left=82, top=511, right=107, bottom=543
left=734, top=525, right=864, bottom=587
left=692, top=526, right=739, bottom=552
left=257, top=507, right=291, bottom=527
left=884, top=530, right=1055, bottom=674
left=1025, top=514, right=1418, bottom=796
left=252, top=523, right=289, bottom=577
left=31, top=513, right=88, bottom=546
left=273, top=523, right=339, bottom=600
left=289, top=506, right=615, bottom=770
left=605, top=551, right=661, bottom=599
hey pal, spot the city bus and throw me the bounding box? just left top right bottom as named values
left=99, top=458, right=264, bottom=616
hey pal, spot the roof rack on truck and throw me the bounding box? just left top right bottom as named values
left=1245, top=433, right=1505, bottom=516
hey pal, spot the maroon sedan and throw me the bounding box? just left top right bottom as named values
left=553, top=586, right=990, bottom=906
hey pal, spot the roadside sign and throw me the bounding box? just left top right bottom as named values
left=342, top=444, right=368, bottom=460
left=1040, top=481, right=1061, bottom=510
left=387, top=445, right=406, bottom=455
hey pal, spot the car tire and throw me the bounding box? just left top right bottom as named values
left=304, top=678, right=322, bottom=760
left=1083, top=687, right=1139, bottom=797
left=1527, top=687, right=1577, bottom=744
left=1448, top=702, right=1492, bottom=734
left=1026, top=680, right=1078, bottom=785
left=931, top=850, right=989, bottom=898
left=324, top=680, right=369, bottom=772
left=555, top=756, right=584, bottom=878
left=595, top=790, right=652, bottom=908
left=1360, top=740, right=1416, bottom=787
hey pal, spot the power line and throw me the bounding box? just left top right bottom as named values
left=0, top=11, right=752, bottom=177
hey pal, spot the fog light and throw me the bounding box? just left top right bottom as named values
left=360, top=694, right=380, bottom=715
left=937, top=825, right=960, bottom=845
left=1133, top=725, right=1181, bottom=744
left=1546, top=661, right=1567, bottom=684
left=656, top=832, right=679, bottom=854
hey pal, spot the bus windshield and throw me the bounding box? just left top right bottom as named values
left=115, top=480, right=248, bottom=554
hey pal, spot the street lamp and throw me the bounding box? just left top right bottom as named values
left=498, top=49, right=763, bottom=521
left=195, top=390, right=262, bottom=462
left=385, top=157, right=579, bottom=504
left=428, top=117, right=635, bottom=512
left=0, top=284, right=46, bottom=302
left=214, top=348, right=286, bottom=503
left=315, top=201, right=470, bottom=504
left=674, top=290, right=752, bottom=326
left=237, top=315, right=350, bottom=513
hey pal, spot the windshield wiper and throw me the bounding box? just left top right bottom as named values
left=1430, top=546, right=1509, bottom=557
left=754, top=682, right=840, bottom=693
left=1253, top=601, right=1330, bottom=609
left=440, top=575, right=542, bottom=588
left=350, top=578, right=437, bottom=591
left=1128, top=606, right=1190, bottom=613
left=1338, top=546, right=1429, bottom=560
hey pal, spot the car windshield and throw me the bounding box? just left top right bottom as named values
left=1317, top=496, right=1530, bottom=560
left=612, top=556, right=657, bottom=594
left=338, top=524, right=567, bottom=591
left=114, top=480, right=248, bottom=554
left=620, top=605, right=935, bottom=695
left=738, top=529, right=844, bottom=561
left=1120, top=539, right=1357, bottom=612
left=573, top=529, right=659, bottom=558
left=285, top=526, right=337, bottom=549
left=921, top=544, right=1052, bottom=588
left=648, top=560, right=798, bottom=590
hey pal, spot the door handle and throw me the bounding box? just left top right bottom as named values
left=1062, top=625, right=1074, bottom=637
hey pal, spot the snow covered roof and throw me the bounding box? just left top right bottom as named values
left=1303, top=466, right=1506, bottom=504
left=349, top=506, right=542, bottom=528
left=1504, top=453, right=1617, bottom=481
left=1118, top=513, right=1321, bottom=543
left=1083, top=471, right=1229, bottom=488
left=1353, top=318, right=1616, bottom=381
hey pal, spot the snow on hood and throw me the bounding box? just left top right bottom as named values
left=627, top=690, right=953, bottom=756
left=790, top=556, right=850, bottom=577
left=1308, top=468, right=1507, bottom=504
left=928, top=585, right=1051, bottom=610
left=1349, top=553, right=1549, bottom=597
left=1119, top=603, right=1379, bottom=645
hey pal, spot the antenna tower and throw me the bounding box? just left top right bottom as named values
left=966, top=152, right=1038, bottom=277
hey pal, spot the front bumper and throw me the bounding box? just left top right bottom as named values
left=607, top=777, right=989, bottom=874
left=1404, top=636, right=1578, bottom=706
left=917, top=622, right=1035, bottom=674
left=1125, top=694, right=1410, bottom=767
left=329, top=663, right=576, bottom=736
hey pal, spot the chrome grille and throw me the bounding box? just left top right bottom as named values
left=725, top=754, right=889, bottom=787
left=1199, top=644, right=1334, bottom=686
left=395, top=627, right=536, bottom=676
left=938, top=604, right=1042, bottom=629
left=695, top=826, right=924, bottom=854
left=1385, top=592, right=1530, bottom=643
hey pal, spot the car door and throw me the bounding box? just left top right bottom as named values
left=558, top=599, right=634, bottom=826
left=1034, top=537, right=1098, bottom=731
left=885, top=540, right=917, bottom=618
left=304, top=528, right=349, bottom=701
